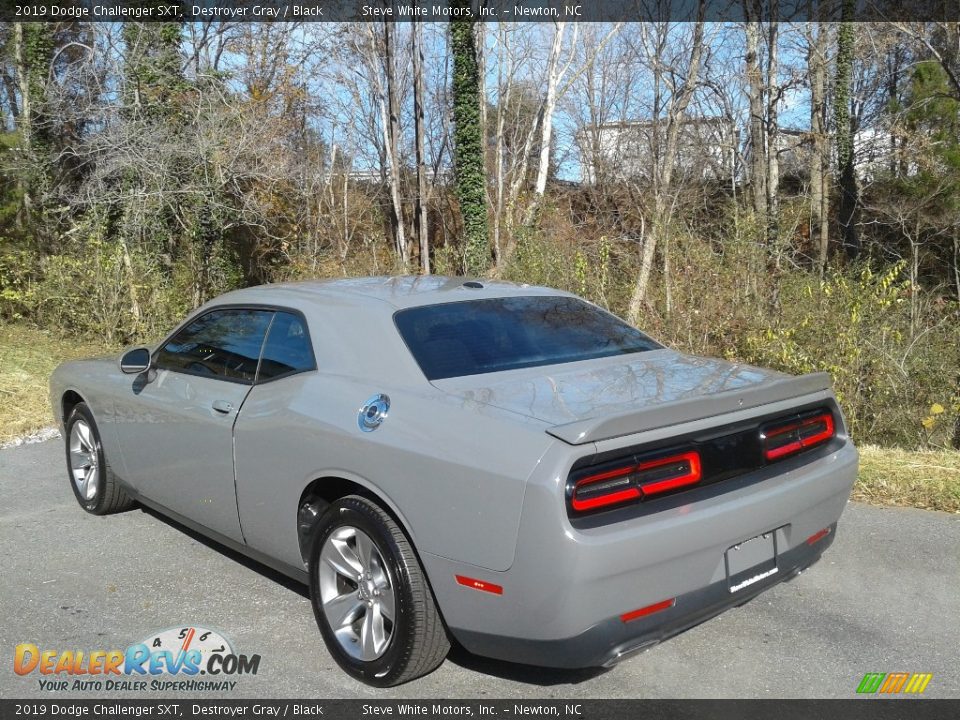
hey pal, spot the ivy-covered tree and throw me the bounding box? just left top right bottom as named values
left=13, top=22, right=54, bottom=237
left=450, top=7, right=488, bottom=275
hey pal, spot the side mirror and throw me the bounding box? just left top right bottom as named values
left=120, top=347, right=152, bottom=375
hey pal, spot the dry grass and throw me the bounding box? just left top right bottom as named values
left=854, top=445, right=960, bottom=513
left=0, top=323, right=115, bottom=444
left=0, top=323, right=957, bottom=512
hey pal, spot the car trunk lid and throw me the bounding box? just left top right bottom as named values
left=430, top=349, right=832, bottom=445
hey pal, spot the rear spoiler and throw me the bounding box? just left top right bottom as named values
left=546, top=372, right=833, bottom=445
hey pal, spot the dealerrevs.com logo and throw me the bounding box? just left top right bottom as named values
left=14, top=626, right=261, bottom=692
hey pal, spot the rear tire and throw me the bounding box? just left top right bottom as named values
left=308, top=494, right=449, bottom=686
left=64, top=402, right=133, bottom=515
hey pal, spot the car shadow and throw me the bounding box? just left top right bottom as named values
left=442, top=640, right=610, bottom=687
left=138, top=504, right=611, bottom=687
left=138, top=505, right=310, bottom=599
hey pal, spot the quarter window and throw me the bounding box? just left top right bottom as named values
left=155, top=309, right=273, bottom=383
left=257, top=312, right=316, bottom=381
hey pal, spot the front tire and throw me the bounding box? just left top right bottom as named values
left=64, top=402, right=133, bottom=515
left=308, top=495, right=449, bottom=686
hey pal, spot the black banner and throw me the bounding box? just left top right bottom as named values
left=2, top=700, right=959, bottom=720
left=3, top=0, right=960, bottom=23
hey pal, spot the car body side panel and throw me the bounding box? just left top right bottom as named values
left=49, top=358, right=127, bottom=472
left=233, top=373, right=554, bottom=572
left=111, top=369, right=250, bottom=543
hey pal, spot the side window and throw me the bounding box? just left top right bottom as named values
left=155, top=309, right=273, bottom=384
left=257, top=312, right=316, bottom=382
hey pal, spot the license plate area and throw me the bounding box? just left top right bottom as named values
left=725, top=531, right=778, bottom=593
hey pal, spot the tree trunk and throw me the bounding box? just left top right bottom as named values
left=835, top=4, right=860, bottom=259
left=745, top=18, right=767, bottom=219
left=627, top=15, right=705, bottom=324
left=413, top=22, right=430, bottom=274
left=765, top=17, right=780, bottom=252
left=450, top=6, right=489, bottom=275
left=13, top=23, right=32, bottom=225
left=533, top=21, right=566, bottom=200
left=383, top=21, right=408, bottom=270
left=807, top=23, right=828, bottom=274
left=808, top=22, right=829, bottom=272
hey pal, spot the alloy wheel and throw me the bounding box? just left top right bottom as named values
left=318, top=526, right=396, bottom=661
left=69, top=419, right=99, bottom=502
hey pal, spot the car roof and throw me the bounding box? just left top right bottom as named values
left=212, top=275, right=572, bottom=312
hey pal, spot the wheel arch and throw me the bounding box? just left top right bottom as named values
left=61, top=390, right=86, bottom=425
left=295, top=474, right=419, bottom=568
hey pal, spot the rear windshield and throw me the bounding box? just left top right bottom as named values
left=394, top=296, right=661, bottom=380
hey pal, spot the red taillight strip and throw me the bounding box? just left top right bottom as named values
left=806, top=527, right=831, bottom=545
left=637, top=451, right=702, bottom=496
left=621, top=598, right=676, bottom=623
left=570, top=450, right=702, bottom=512
left=455, top=575, right=503, bottom=595
left=763, top=412, right=835, bottom=461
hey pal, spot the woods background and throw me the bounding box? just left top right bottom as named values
left=0, top=12, right=958, bottom=452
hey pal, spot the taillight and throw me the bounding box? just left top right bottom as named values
left=571, top=450, right=702, bottom=512
left=761, top=411, right=835, bottom=461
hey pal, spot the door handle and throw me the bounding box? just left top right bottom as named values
left=212, top=400, right=234, bottom=414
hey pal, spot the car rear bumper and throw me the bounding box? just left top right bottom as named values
left=425, top=441, right=857, bottom=668
left=450, top=526, right=834, bottom=668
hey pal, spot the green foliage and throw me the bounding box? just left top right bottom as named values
left=898, top=61, right=960, bottom=206
left=122, top=20, right=189, bottom=121
left=0, top=246, right=38, bottom=320
left=741, top=262, right=959, bottom=449
left=449, top=10, right=489, bottom=275
left=833, top=18, right=855, bottom=173
left=21, top=24, right=55, bottom=152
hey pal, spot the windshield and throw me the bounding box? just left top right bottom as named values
left=394, top=296, right=661, bottom=380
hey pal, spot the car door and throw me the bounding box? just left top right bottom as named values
left=114, top=307, right=274, bottom=543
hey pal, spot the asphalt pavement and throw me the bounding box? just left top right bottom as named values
left=1, top=439, right=958, bottom=699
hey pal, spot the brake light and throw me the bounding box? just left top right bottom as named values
left=571, top=450, right=702, bottom=512
left=761, top=411, right=835, bottom=461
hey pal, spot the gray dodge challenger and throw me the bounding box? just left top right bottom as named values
left=49, top=276, right=858, bottom=686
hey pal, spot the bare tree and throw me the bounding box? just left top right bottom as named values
left=804, top=20, right=831, bottom=272
left=413, top=21, right=429, bottom=274
left=625, top=11, right=707, bottom=324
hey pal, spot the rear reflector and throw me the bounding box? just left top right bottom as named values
left=455, top=575, right=503, bottom=595
left=571, top=450, right=702, bottom=513
left=621, top=598, right=676, bottom=623
left=762, top=411, right=835, bottom=461
left=806, top=527, right=831, bottom=545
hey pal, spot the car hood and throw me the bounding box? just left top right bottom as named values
left=431, top=349, right=832, bottom=444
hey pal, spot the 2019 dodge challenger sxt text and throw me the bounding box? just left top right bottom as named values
left=49, top=276, right=858, bottom=686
